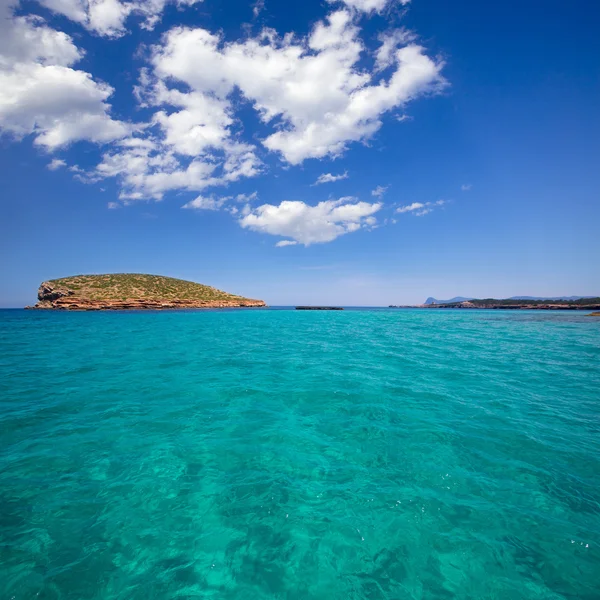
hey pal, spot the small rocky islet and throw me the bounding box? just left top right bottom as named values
left=26, top=274, right=266, bottom=311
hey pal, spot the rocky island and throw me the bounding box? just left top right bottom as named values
left=26, top=274, right=266, bottom=311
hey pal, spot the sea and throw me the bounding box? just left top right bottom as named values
left=1, top=308, right=599, bottom=599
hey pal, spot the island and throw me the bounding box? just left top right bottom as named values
left=25, top=274, right=266, bottom=311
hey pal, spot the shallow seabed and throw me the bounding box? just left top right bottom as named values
left=1, top=309, right=599, bottom=599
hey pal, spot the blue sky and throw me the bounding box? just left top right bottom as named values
left=1, top=0, right=599, bottom=307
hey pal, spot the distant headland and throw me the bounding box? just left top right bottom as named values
left=424, top=295, right=597, bottom=305
left=25, top=274, right=266, bottom=311
left=390, top=296, right=600, bottom=311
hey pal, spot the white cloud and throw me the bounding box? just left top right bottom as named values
left=151, top=9, right=445, bottom=165
left=182, top=194, right=231, bottom=210
left=36, top=0, right=204, bottom=37
left=95, top=141, right=215, bottom=200
left=0, top=1, right=445, bottom=206
left=100, top=5, right=441, bottom=199
left=47, top=158, right=66, bottom=170
left=0, top=12, right=80, bottom=66
left=313, top=171, right=349, bottom=185
left=375, top=29, right=415, bottom=71
left=396, top=199, right=445, bottom=216
left=0, top=63, right=129, bottom=148
left=371, top=185, right=388, bottom=198
left=275, top=240, right=298, bottom=247
left=94, top=70, right=263, bottom=200
left=0, top=1, right=129, bottom=148
left=90, top=134, right=261, bottom=200
left=147, top=82, right=233, bottom=156
left=252, top=0, right=264, bottom=18
left=461, top=183, right=472, bottom=191
left=328, top=0, right=411, bottom=15
left=240, top=198, right=382, bottom=245
left=396, top=201, right=423, bottom=213
left=107, top=201, right=120, bottom=209
left=235, top=191, right=258, bottom=202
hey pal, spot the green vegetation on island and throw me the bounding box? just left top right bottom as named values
left=28, top=274, right=265, bottom=310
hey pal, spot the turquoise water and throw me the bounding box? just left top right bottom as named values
left=1, top=308, right=599, bottom=599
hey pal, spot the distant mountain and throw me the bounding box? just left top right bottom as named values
left=425, top=297, right=473, bottom=305
left=425, top=295, right=594, bottom=305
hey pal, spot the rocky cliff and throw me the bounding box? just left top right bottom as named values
left=26, top=274, right=266, bottom=310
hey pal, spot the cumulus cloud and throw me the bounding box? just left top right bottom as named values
left=313, top=171, right=349, bottom=185
left=396, top=199, right=445, bottom=216
left=141, top=81, right=233, bottom=156
left=88, top=7, right=441, bottom=200
left=94, top=73, right=262, bottom=200
left=93, top=142, right=212, bottom=200
left=275, top=240, right=298, bottom=247
left=0, top=0, right=128, bottom=148
left=375, top=29, right=415, bottom=70
left=151, top=9, right=445, bottom=165
left=371, top=185, right=388, bottom=197
left=0, top=64, right=130, bottom=148
left=461, top=183, right=472, bottom=191
left=240, top=198, right=382, bottom=245
left=0, top=0, right=445, bottom=206
left=91, top=135, right=261, bottom=200
left=36, top=0, right=203, bottom=37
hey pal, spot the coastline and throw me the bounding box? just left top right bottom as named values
left=389, top=301, right=600, bottom=311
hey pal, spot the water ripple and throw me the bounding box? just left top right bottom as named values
left=1, top=309, right=599, bottom=599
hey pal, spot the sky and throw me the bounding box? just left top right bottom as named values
left=1, top=0, right=599, bottom=307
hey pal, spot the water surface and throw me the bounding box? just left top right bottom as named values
left=1, top=309, right=599, bottom=599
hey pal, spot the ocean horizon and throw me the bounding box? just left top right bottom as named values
left=1, top=308, right=599, bottom=599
